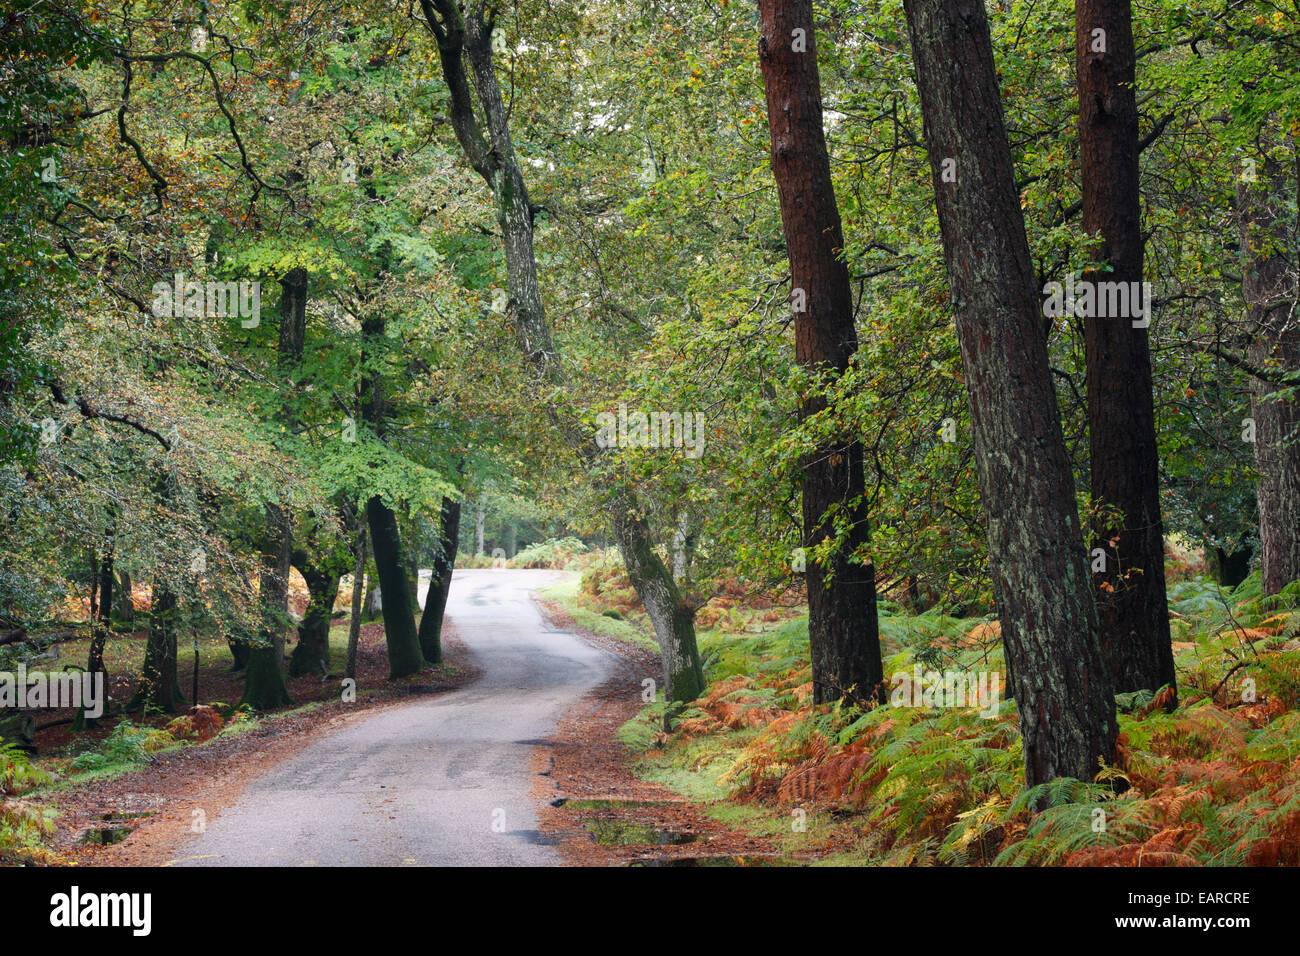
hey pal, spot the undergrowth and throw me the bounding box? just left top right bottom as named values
left=612, top=571, right=1300, bottom=866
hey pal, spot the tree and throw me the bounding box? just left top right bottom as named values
left=1075, top=0, right=1175, bottom=695
left=137, top=580, right=184, bottom=713
left=290, top=513, right=352, bottom=677
left=359, top=310, right=427, bottom=679
left=242, top=268, right=307, bottom=709
left=419, top=0, right=704, bottom=702
left=901, top=0, right=1118, bottom=787
left=756, top=0, right=883, bottom=705
left=1240, top=142, right=1300, bottom=596
left=418, top=495, right=461, bottom=665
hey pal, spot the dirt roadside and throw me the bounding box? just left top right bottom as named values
left=531, top=595, right=796, bottom=866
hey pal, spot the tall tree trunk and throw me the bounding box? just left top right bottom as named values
left=1241, top=143, right=1300, bottom=596
left=88, top=543, right=113, bottom=676
left=242, top=267, right=308, bottom=708
left=418, top=496, right=461, bottom=665
left=137, top=581, right=183, bottom=713
left=901, top=0, right=1118, bottom=787
left=366, top=495, right=425, bottom=677
left=358, top=308, right=426, bottom=677
left=346, top=528, right=368, bottom=682
left=76, top=540, right=114, bottom=729
left=474, top=499, right=486, bottom=556
left=1075, top=0, right=1175, bottom=695
left=758, top=0, right=884, bottom=706
left=421, top=0, right=705, bottom=702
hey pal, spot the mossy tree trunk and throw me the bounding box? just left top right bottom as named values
left=902, top=0, right=1118, bottom=788
left=243, top=503, right=294, bottom=709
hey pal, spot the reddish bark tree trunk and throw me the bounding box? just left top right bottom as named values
left=1075, top=0, right=1175, bottom=695
left=757, top=0, right=883, bottom=705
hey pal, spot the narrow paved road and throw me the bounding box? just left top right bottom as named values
left=172, top=569, right=613, bottom=866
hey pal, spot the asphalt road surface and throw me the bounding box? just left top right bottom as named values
left=172, top=569, right=613, bottom=866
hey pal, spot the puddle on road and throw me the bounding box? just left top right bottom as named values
left=80, top=825, right=133, bottom=846
left=586, top=820, right=700, bottom=847
left=626, top=855, right=798, bottom=867
left=510, top=829, right=563, bottom=846
left=79, top=811, right=150, bottom=846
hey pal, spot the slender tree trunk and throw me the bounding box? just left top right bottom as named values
left=902, top=0, right=1118, bottom=787
left=242, top=267, right=307, bottom=708
left=1075, top=0, right=1175, bottom=695
left=672, top=510, right=692, bottom=585
left=1240, top=144, right=1300, bottom=596
left=474, top=499, right=486, bottom=556
left=76, top=542, right=114, bottom=729
left=346, top=529, right=368, bottom=682
left=758, top=0, right=884, bottom=706
left=421, top=0, right=705, bottom=702
left=366, top=495, right=425, bottom=677
left=418, top=496, right=461, bottom=665
left=88, top=545, right=113, bottom=676
left=356, top=305, right=426, bottom=677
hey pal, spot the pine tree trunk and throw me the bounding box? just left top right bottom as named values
left=1240, top=145, right=1300, bottom=596
left=418, top=496, right=461, bottom=665
left=902, top=0, right=1118, bottom=787
left=1075, top=0, right=1175, bottom=695
left=758, top=0, right=884, bottom=706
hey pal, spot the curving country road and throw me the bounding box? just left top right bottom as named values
left=171, top=569, right=612, bottom=866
